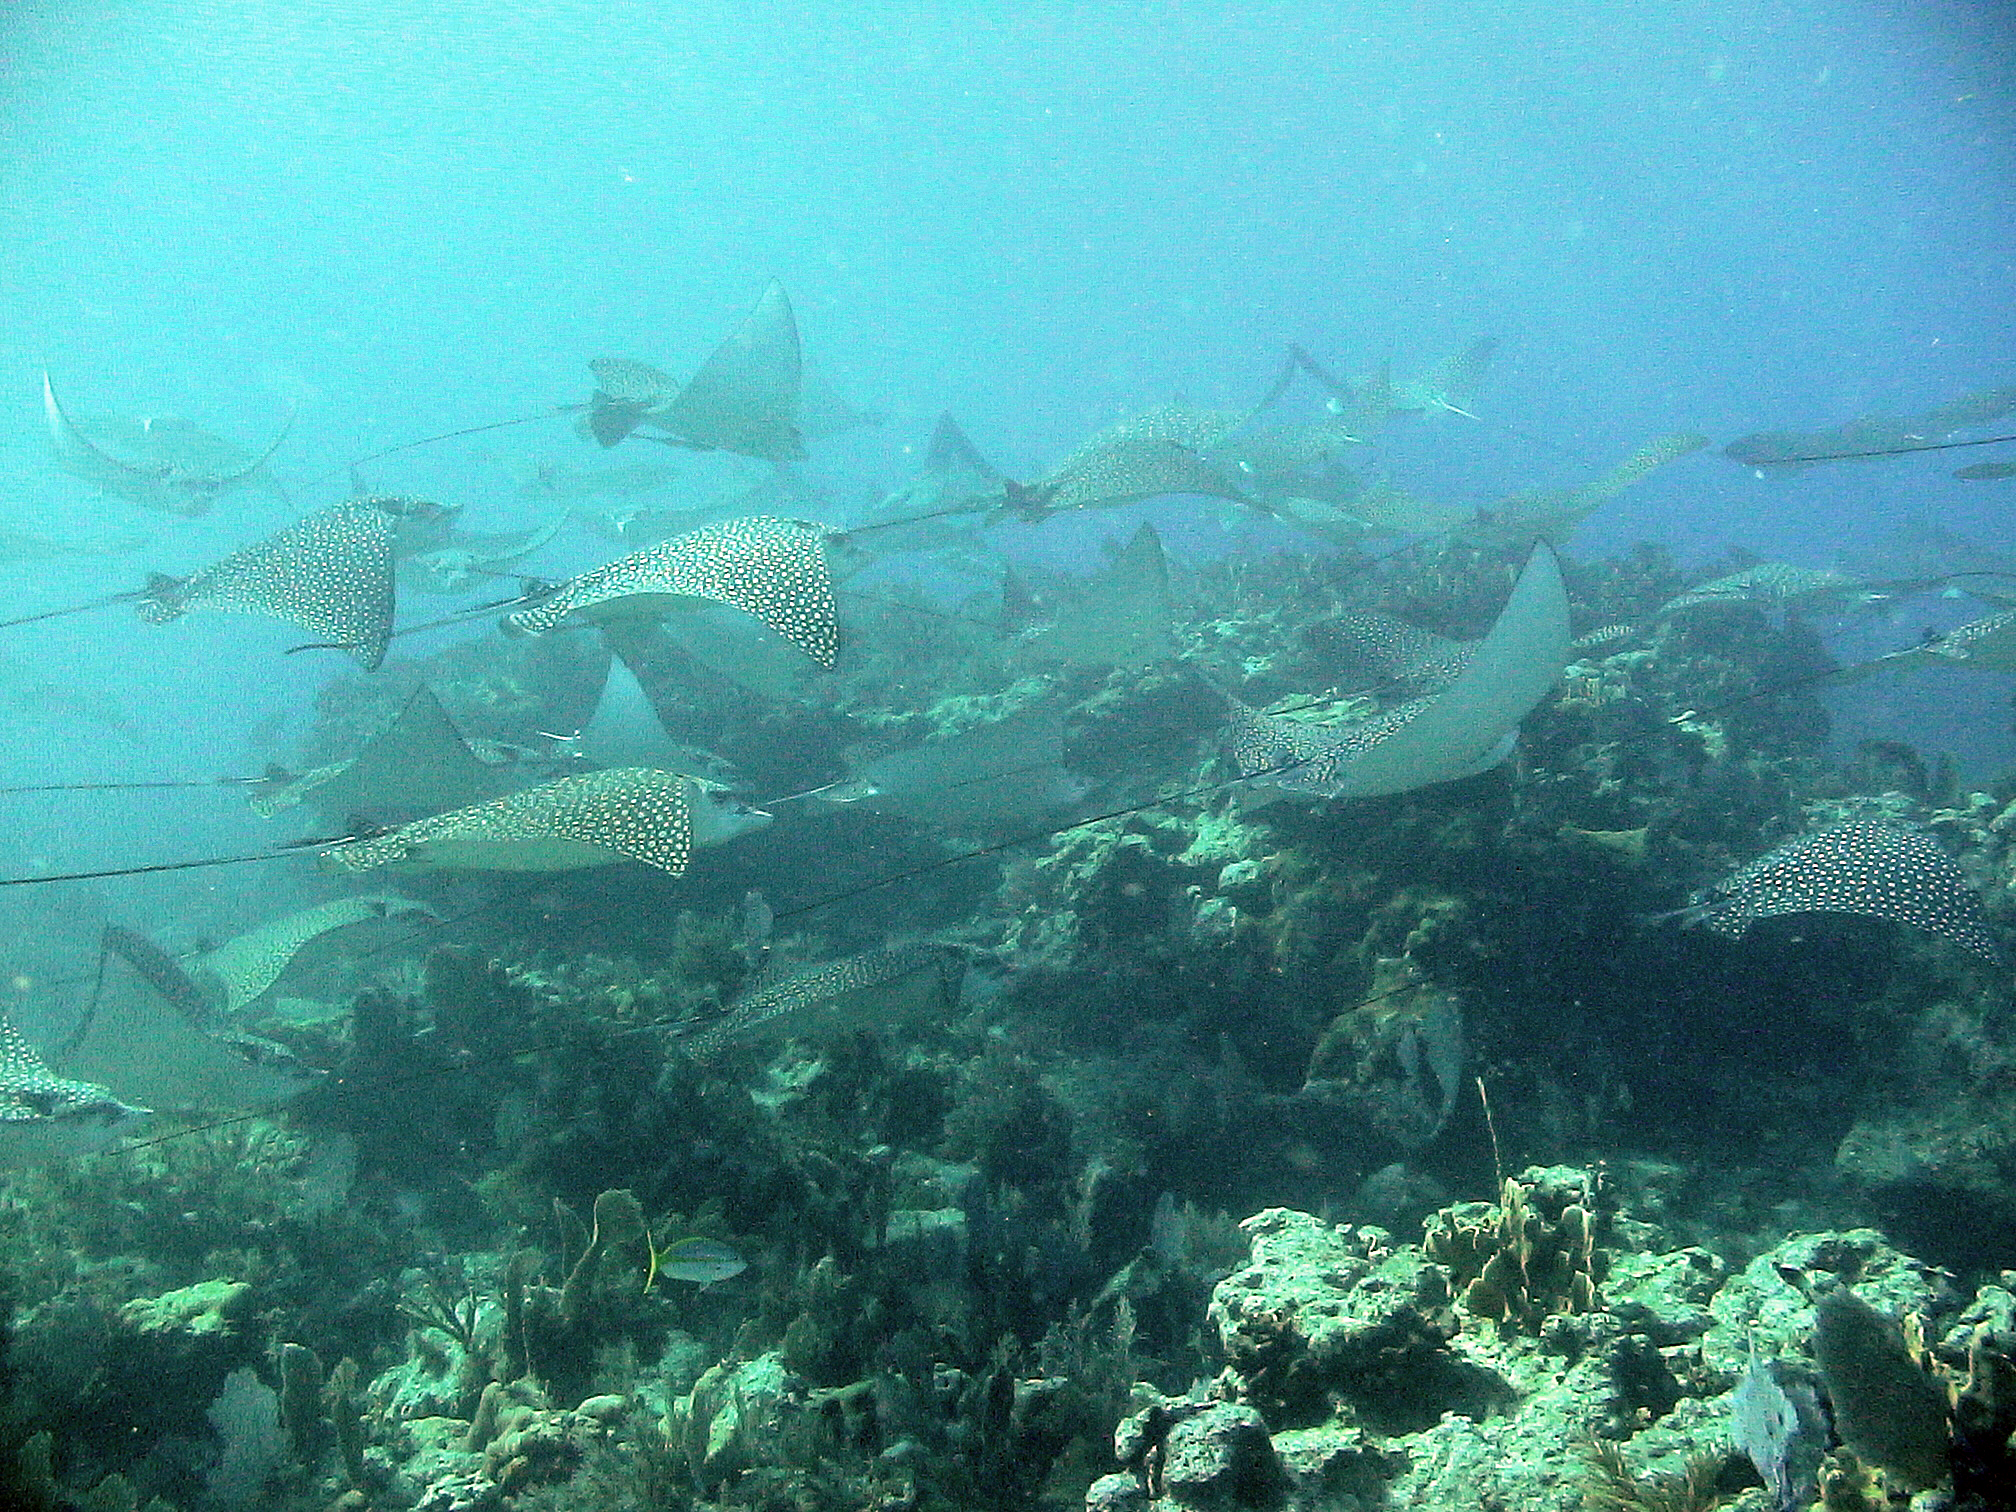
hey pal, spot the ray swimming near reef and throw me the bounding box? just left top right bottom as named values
left=1724, top=386, right=2016, bottom=469
left=1465, top=433, right=1710, bottom=545
left=1877, top=609, right=2016, bottom=675
left=999, top=404, right=1260, bottom=523
left=1013, top=521, right=1177, bottom=671
left=673, top=941, right=965, bottom=1060
left=1389, top=336, right=1499, bottom=417
left=504, top=514, right=839, bottom=667
left=0, top=521, right=151, bottom=563
left=514, top=454, right=681, bottom=502
left=250, top=685, right=516, bottom=825
left=582, top=356, right=682, bottom=447
left=194, top=895, right=442, bottom=1016
left=1673, top=820, right=2001, bottom=962
left=1304, top=607, right=1476, bottom=693
left=586, top=281, right=806, bottom=462
left=556, top=651, right=740, bottom=780
left=797, top=700, right=1089, bottom=837
left=55, top=928, right=323, bottom=1113
left=1230, top=543, right=1569, bottom=799
left=1655, top=563, right=1870, bottom=618
left=400, top=512, right=569, bottom=595
left=846, top=414, right=1011, bottom=552
left=652, top=280, right=804, bottom=461
left=43, top=372, right=293, bottom=516
left=134, top=496, right=447, bottom=670
left=317, top=766, right=769, bottom=877
left=0, top=1015, right=149, bottom=1166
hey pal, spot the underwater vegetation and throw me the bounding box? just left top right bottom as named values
left=3, top=305, right=2016, bottom=1512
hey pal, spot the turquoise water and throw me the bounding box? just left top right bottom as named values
left=0, top=4, right=2013, bottom=1509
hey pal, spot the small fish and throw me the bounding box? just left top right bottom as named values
left=0, top=1015, right=149, bottom=1166
left=137, top=495, right=422, bottom=670
left=1953, top=460, right=2016, bottom=481
left=43, top=372, right=292, bottom=516
left=1812, top=1285, right=1952, bottom=1491
left=737, top=890, right=774, bottom=973
left=647, top=1235, right=747, bottom=1289
left=504, top=514, right=839, bottom=668
left=317, top=766, right=769, bottom=877
left=1676, top=820, right=2001, bottom=962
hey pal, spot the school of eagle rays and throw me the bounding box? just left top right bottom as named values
left=3, top=279, right=2012, bottom=1158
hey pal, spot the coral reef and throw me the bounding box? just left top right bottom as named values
left=5, top=531, right=2016, bottom=1512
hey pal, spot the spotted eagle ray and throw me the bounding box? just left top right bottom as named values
left=0, top=1015, right=148, bottom=1165
left=1724, top=386, right=2016, bottom=469
left=1014, top=522, right=1177, bottom=670
left=796, top=362, right=884, bottom=440
left=673, top=942, right=965, bottom=1060
left=1870, top=609, right=2016, bottom=676
left=1255, top=479, right=1471, bottom=547
left=194, top=895, right=442, bottom=1015
left=0, top=522, right=151, bottom=562
left=1251, top=345, right=1393, bottom=439
left=504, top=514, right=839, bottom=668
left=400, top=513, right=569, bottom=595
left=555, top=651, right=740, bottom=779
left=998, top=404, right=1261, bottom=523
left=1656, top=563, right=1868, bottom=618
left=1228, top=542, right=1569, bottom=799
left=582, top=357, right=682, bottom=447
left=56, top=928, right=323, bottom=1112
left=1305, top=608, right=1476, bottom=694
left=1463, top=433, right=1709, bottom=546
left=250, top=685, right=512, bottom=825
left=1673, top=820, right=2001, bottom=962
left=586, top=282, right=806, bottom=463
left=515, top=454, right=680, bottom=503
left=1389, top=337, right=1498, bottom=418
left=797, top=700, right=1088, bottom=836
left=847, top=414, right=1013, bottom=555
left=317, top=766, right=770, bottom=877
left=135, top=495, right=440, bottom=670
left=43, top=372, right=293, bottom=516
